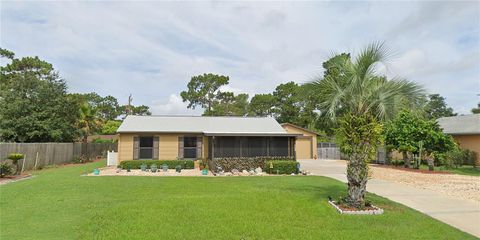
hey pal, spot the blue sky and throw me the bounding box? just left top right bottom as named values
left=1, top=1, right=479, bottom=115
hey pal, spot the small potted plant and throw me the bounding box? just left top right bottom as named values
left=175, top=165, right=182, bottom=173
left=162, top=164, right=168, bottom=172
left=140, top=163, right=147, bottom=172
left=151, top=164, right=158, bottom=173
left=201, top=164, right=209, bottom=175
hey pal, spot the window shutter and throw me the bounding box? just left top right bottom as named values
left=196, top=136, right=203, bottom=159
left=133, top=137, right=139, bottom=160
left=178, top=136, right=184, bottom=159
left=153, top=137, right=159, bottom=160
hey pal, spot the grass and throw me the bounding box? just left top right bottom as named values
left=0, top=161, right=476, bottom=240
left=418, top=164, right=480, bottom=176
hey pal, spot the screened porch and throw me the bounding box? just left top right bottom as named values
left=208, top=136, right=296, bottom=159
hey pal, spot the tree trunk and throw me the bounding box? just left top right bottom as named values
left=346, top=154, right=369, bottom=208
left=403, top=152, right=410, bottom=168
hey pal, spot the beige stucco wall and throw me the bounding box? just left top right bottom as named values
left=158, top=134, right=181, bottom=160
left=282, top=124, right=318, bottom=159
left=118, top=133, right=135, bottom=163
left=117, top=133, right=208, bottom=164
left=453, top=135, right=480, bottom=156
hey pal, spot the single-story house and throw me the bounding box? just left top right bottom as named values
left=437, top=114, right=480, bottom=156
left=116, top=116, right=317, bottom=164
left=281, top=123, right=318, bottom=159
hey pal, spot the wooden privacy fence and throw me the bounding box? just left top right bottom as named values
left=317, top=142, right=386, bottom=162
left=0, top=142, right=117, bottom=171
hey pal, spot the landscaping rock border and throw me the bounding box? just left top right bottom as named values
left=328, top=201, right=384, bottom=215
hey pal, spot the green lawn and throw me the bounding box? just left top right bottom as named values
left=419, top=164, right=480, bottom=176
left=0, top=161, right=476, bottom=240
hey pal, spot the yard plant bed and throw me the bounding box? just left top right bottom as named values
left=328, top=201, right=383, bottom=215
left=0, top=174, right=33, bottom=185
left=0, top=160, right=476, bottom=239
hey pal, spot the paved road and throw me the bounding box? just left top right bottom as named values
left=299, top=160, right=480, bottom=238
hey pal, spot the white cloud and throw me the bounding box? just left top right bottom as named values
left=151, top=94, right=202, bottom=115
left=1, top=1, right=479, bottom=114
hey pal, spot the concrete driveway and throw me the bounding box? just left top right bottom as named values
left=299, top=160, right=480, bottom=238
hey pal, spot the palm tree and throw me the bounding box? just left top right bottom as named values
left=309, top=42, right=424, bottom=207
left=78, top=102, right=101, bottom=143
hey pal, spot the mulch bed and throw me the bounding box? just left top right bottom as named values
left=0, top=174, right=33, bottom=185
left=371, top=164, right=452, bottom=174
left=336, top=204, right=377, bottom=211
left=328, top=201, right=384, bottom=215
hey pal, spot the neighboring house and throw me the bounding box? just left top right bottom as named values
left=116, top=116, right=313, bottom=164
left=437, top=114, right=480, bottom=156
left=281, top=123, right=318, bottom=159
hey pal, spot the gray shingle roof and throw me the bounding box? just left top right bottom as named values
left=117, top=116, right=297, bottom=136
left=437, top=114, right=480, bottom=135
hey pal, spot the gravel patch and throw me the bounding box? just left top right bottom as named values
left=371, top=165, right=480, bottom=202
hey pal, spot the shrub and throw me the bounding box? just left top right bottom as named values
left=7, top=153, right=24, bottom=163
left=7, top=153, right=24, bottom=175
left=463, top=149, right=478, bottom=167
left=209, top=156, right=295, bottom=172
left=265, top=160, right=298, bottom=174
left=389, top=159, right=404, bottom=167
left=445, top=150, right=464, bottom=168
left=72, top=154, right=89, bottom=163
left=119, top=160, right=194, bottom=170
left=0, top=162, right=13, bottom=178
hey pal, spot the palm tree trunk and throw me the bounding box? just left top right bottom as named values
left=346, top=153, right=369, bottom=208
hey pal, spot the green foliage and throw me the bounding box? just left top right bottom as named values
left=7, top=153, right=24, bottom=162
left=423, top=94, right=456, bottom=119
left=335, top=114, right=383, bottom=161
left=0, top=162, right=13, bottom=177
left=91, top=138, right=117, bottom=143
left=119, top=160, right=194, bottom=170
left=385, top=109, right=456, bottom=157
left=100, top=120, right=121, bottom=134
left=0, top=52, right=80, bottom=142
left=208, top=92, right=249, bottom=116
left=69, top=93, right=121, bottom=120
left=265, top=160, right=298, bottom=174
left=0, top=48, right=15, bottom=59
left=472, top=102, right=480, bottom=114
left=77, top=102, right=102, bottom=142
left=7, top=153, right=24, bottom=175
left=117, top=104, right=151, bottom=119
left=443, top=149, right=478, bottom=169
left=247, top=83, right=318, bottom=129
left=180, top=73, right=229, bottom=114
left=310, top=43, right=424, bottom=121
left=248, top=94, right=276, bottom=116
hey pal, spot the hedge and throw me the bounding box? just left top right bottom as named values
left=265, top=160, right=298, bottom=174
left=119, top=160, right=194, bottom=170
